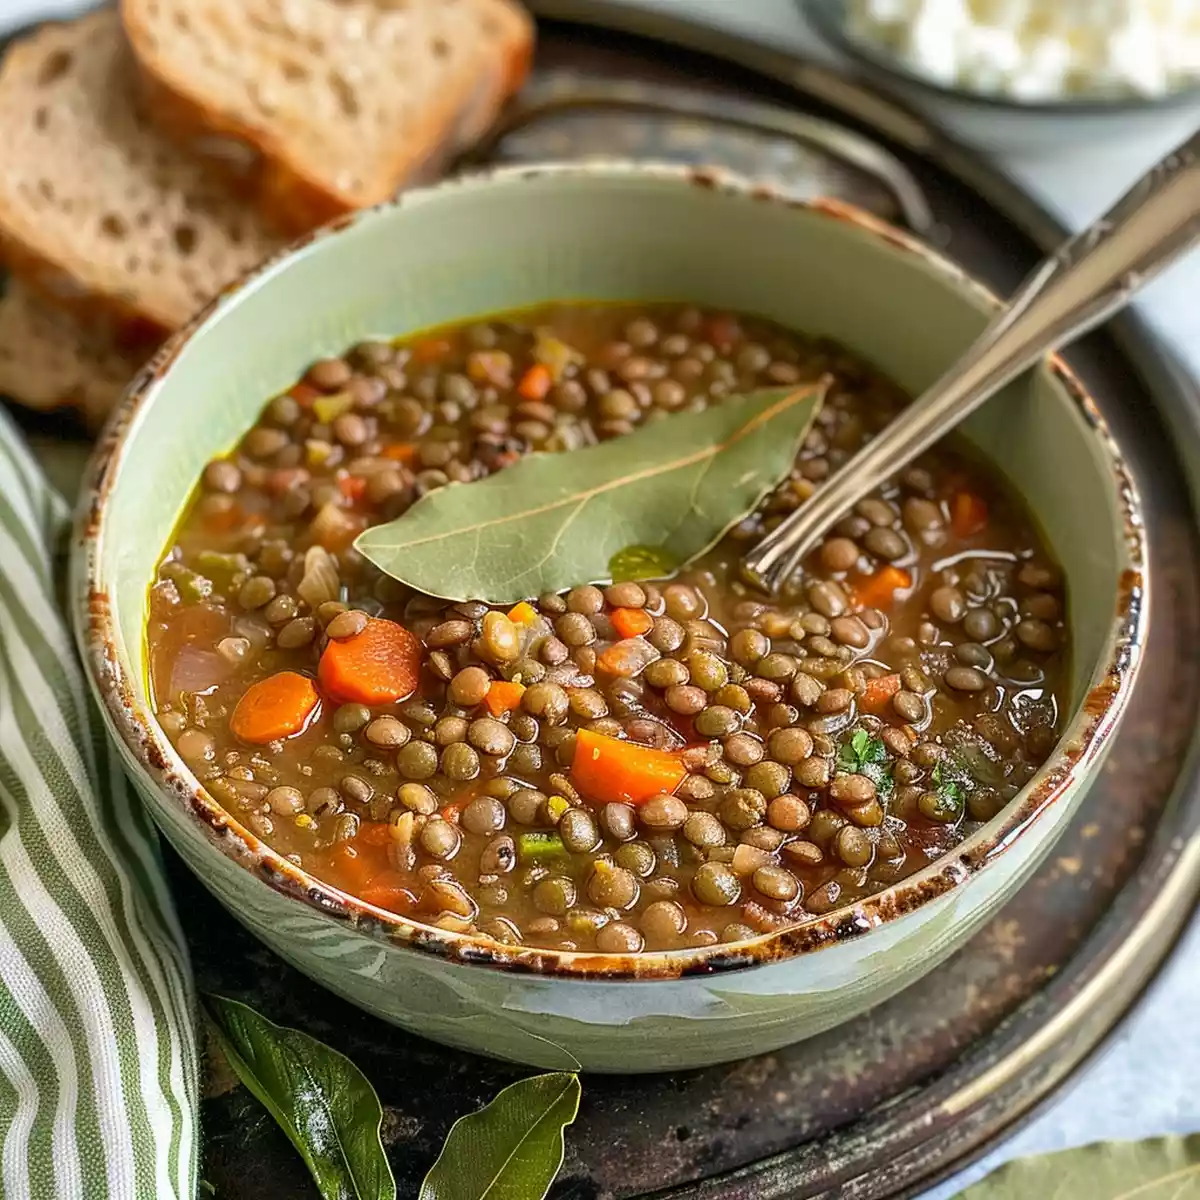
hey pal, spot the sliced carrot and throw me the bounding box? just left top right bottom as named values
left=853, top=565, right=912, bottom=611
left=229, top=671, right=319, bottom=744
left=330, top=843, right=380, bottom=890
left=382, top=443, right=419, bottom=464
left=570, top=728, right=686, bottom=806
left=516, top=363, right=552, bottom=401
left=507, top=601, right=539, bottom=626
left=317, top=617, right=422, bottom=706
left=860, top=673, right=902, bottom=715
left=337, top=475, right=368, bottom=504
left=360, top=871, right=417, bottom=913
left=288, top=382, right=322, bottom=407
left=356, top=822, right=394, bottom=847
left=596, top=638, right=656, bottom=677
left=951, top=491, right=988, bottom=538
left=411, top=337, right=451, bottom=363
left=483, top=680, right=526, bottom=716
left=610, top=607, right=653, bottom=639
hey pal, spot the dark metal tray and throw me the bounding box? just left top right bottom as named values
left=6, top=9, right=1197, bottom=1199
left=188, top=17, right=1200, bottom=1200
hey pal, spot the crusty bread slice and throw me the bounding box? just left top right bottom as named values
left=121, top=0, right=534, bottom=233
left=0, top=281, right=144, bottom=430
left=0, top=10, right=283, bottom=340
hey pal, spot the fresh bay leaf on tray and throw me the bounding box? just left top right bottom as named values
left=418, top=1072, right=581, bottom=1200
left=356, top=383, right=825, bottom=603
left=953, top=1135, right=1200, bottom=1199
left=204, top=995, right=396, bottom=1200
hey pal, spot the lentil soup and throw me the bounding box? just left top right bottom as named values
left=147, top=303, right=1068, bottom=954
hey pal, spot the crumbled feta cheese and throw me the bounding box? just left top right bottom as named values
left=844, top=0, right=1200, bottom=100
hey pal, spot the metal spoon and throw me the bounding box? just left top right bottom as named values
left=743, top=129, right=1200, bottom=593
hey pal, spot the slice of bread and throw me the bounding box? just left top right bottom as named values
left=121, top=0, right=534, bottom=233
left=0, top=9, right=283, bottom=340
left=0, top=282, right=144, bottom=430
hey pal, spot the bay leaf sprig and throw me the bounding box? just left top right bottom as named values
left=419, top=1072, right=581, bottom=1200
left=204, top=995, right=396, bottom=1200
left=953, top=1133, right=1200, bottom=1198
left=355, top=383, right=825, bottom=603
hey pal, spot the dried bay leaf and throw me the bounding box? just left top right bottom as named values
left=204, top=995, right=395, bottom=1200
left=954, top=1135, right=1200, bottom=1199
left=418, top=1072, right=580, bottom=1200
left=356, top=384, right=825, bottom=603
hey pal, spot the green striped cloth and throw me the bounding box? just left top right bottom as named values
left=0, top=414, right=197, bottom=1198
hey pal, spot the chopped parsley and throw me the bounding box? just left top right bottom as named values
left=931, top=758, right=966, bottom=816
left=836, top=729, right=894, bottom=797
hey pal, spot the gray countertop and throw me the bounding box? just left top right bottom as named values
left=3, top=0, right=1196, bottom=1194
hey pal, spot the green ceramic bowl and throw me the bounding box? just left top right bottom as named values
left=73, top=164, right=1146, bottom=1073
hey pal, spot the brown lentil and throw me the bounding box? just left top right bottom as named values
left=150, top=302, right=1068, bottom=956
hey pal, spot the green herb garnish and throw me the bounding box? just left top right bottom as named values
left=518, top=832, right=568, bottom=863
left=930, top=759, right=965, bottom=817
left=837, top=729, right=894, bottom=796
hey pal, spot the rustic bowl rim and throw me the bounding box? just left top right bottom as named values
left=74, top=161, right=1149, bottom=983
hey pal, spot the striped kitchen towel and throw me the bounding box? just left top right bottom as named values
left=0, top=412, right=197, bottom=1199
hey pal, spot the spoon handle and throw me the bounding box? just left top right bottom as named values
left=746, top=129, right=1200, bottom=590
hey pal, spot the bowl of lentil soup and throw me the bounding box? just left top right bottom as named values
left=75, top=164, right=1145, bottom=1072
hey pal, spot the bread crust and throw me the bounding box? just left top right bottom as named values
left=121, top=0, right=535, bottom=236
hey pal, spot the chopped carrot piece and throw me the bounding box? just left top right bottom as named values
left=860, top=673, right=902, bottom=715
left=951, top=491, right=988, bottom=538
left=507, top=602, right=539, bottom=626
left=330, top=843, right=380, bottom=890
left=381, top=443, right=418, bottom=464
left=229, top=671, right=319, bottom=744
left=853, top=565, right=912, bottom=611
left=360, top=872, right=417, bottom=913
left=610, top=607, right=653, bottom=639
left=517, top=363, right=553, bottom=401
left=570, top=728, right=686, bottom=806
left=337, top=475, right=367, bottom=503
left=288, top=382, right=322, bottom=407
left=411, top=337, right=451, bottom=363
left=596, top=638, right=657, bottom=677
left=356, top=822, right=394, bottom=847
left=317, top=617, right=422, bottom=706
left=483, top=680, right=526, bottom=716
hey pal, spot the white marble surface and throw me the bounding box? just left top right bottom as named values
left=0, top=0, right=1196, bottom=1193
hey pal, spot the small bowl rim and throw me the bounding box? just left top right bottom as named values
left=76, top=161, right=1149, bottom=983
left=805, top=0, right=1200, bottom=115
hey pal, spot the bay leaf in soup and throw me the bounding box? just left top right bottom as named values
left=419, top=1072, right=581, bottom=1200
left=953, top=1134, right=1200, bottom=1199
left=355, top=384, right=825, bottom=603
